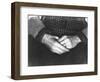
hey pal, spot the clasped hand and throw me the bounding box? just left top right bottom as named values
left=42, top=34, right=81, bottom=55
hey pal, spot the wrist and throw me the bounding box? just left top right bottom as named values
left=78, top=32, right=87, bottom=44
left=35, top=28, right=51, bottom=42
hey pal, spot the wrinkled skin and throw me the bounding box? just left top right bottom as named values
left=42, top=34, right=81, bottom=55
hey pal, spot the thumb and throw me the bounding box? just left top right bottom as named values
left=51, top=36, right=59, bottom=40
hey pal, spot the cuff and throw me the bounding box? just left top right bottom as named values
left=35, top=28, right=52, bottom=42
left=78, top=32, right=87, bottom=45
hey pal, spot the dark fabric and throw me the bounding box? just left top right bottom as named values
left=35, top=28, right=52, bottom=42
left=78, top=32, right=88, bottom=44
left=28, top=35, right=87, bottom=66
left=41, top=16, right=87, bottom=36
left=28, top=16, right=88, bottom=66
left=28, top=17, right=45, bottom=38
left=36, top=16, right=87, bottom=44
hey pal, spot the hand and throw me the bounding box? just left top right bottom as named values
left=41, top=34, right=69, bottom=54
left=58, top=35, right=81, bottom=49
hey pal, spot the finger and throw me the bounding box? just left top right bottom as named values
left=51, top=49, right=62, bottom=55
left=52, top=46, right=68, bottom=55
left=69, top=36, right=81, bottom=48
left=60, top=39, right=71, bottom=45
left=60, top=39, right=73, bottom=49
left=51, top=46, right=64, bottom=54
left=51, top=36, right=59, bottom=40
left=58, top=35, right=68, bottom=42
left=54, top=42, right=69, bottom=52
left=51, top=49, right=60, bottom=54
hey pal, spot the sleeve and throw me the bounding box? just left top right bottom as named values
left=78, top=32, right=87, bottom=45
left=28, top=16, right=45, bottom=39
left=76, top=18, right=88, bottom=45
left=82, top=27, right=88, bottom=38
left=28, top=16, right=51, bottom=42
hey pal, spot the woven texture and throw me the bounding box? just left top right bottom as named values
left=41, top=16, right=87, bottom=36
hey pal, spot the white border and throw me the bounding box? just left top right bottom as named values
left=20, top=7, right=95, bottom=75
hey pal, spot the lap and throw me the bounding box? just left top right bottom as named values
left=28, top=35, right=87, bottom=66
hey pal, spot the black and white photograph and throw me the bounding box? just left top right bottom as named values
left=11, top=2, right=97, bottom=80
left=28, top=15, right=88, bottom=66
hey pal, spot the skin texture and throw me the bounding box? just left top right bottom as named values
left=42, top=34, right=69, bottom=54
left=58, top=35, right=81, bottom=49
left=42, top=34, right=81, bottom=55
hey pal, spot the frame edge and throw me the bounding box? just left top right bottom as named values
left=11, top=2, right=98, bottom=80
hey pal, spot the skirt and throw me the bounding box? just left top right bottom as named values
left=28, top=35, right=87, bottom=66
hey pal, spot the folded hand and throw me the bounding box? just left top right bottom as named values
left=41, top=34, right=69, bottom=55
left=41, top=34, right=81, bottom=55
left=58, top=35, right=81, bottom=49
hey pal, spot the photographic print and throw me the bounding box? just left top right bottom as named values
left=28, top=15, right=88, bottom=66
left=11, top=2, right=97, bottom=80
